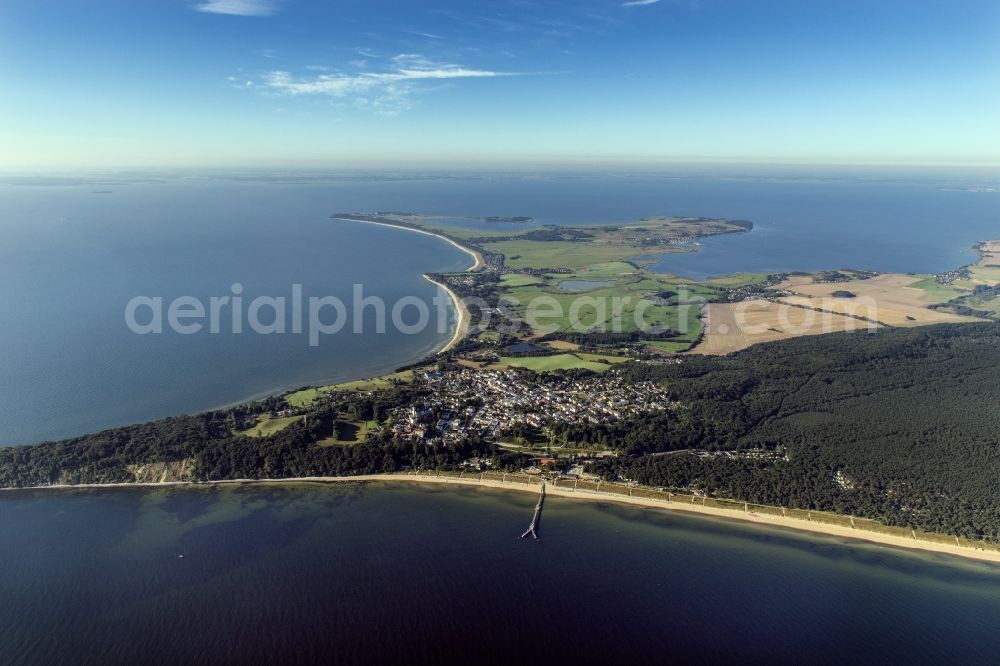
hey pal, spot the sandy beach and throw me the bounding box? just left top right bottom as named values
left=332, top=216, right=483, bottom=353
left=422, top=274, right=471, bottom=353
left=9, top=472, right=1000, bottom=565
left=332, top=216, right=485, bottom=271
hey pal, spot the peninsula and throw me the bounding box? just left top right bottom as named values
left=4, top=213, right=1000, bottom=565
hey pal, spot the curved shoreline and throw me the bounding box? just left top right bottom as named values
left=422, top=274, right=470, bottom=353
left=7, top=473, right=1000, bottom=565
left=332, top=216, right=485, bottom=270
left=333, top=216, right=484, bottom=354
left=215, top=218, right=480, bottom=408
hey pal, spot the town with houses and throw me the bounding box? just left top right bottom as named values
left=387, top=367, right=673, bottom=448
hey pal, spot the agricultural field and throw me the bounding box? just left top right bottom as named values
left=552, top=261, right=641, bottom=278
left=644, top=339, right=698, bottom=353
left=968, top=241, right=1000, bottom=286
left=355, top=212, right=741, bottom=355
left=348, top=214, right=993, bottom=358
left=776, top=274, right=981, bottom=326
left=909, top=277, right=967, bottom=303
left=704, top=272, right=774, bottom=288
left=498, top=271, right=711, bottom=341
left=484, top=239, right=650, bottom=270
left=499, top=273, right=544, bottom=287
left=695, top=301, right=877, bottom=355
left=542, top=339, right=581, bottom=351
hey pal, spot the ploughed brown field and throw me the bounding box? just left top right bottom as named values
left=696, top=273, right=982, bottom=355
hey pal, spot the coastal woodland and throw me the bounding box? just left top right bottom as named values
left=4, top=214, right=1000, bottom=542
left=4, top=322, right=1000, bottom=541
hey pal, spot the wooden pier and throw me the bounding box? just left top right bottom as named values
left=520, top=481, right=545, bottom=541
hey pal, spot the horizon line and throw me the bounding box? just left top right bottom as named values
left=2, top=157, right=999, bottom=174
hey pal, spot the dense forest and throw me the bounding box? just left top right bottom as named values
left=0, top=392, right=498, bottom=489
left=588, top=323, right=1000, bottom=540
left=3, top=322, right=1000, bottom=539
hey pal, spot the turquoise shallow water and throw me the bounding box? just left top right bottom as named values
left=2, top=483, right=999, bottom=664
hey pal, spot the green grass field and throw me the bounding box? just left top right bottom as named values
left=644, top=339, right=699, bottom=353
left=574, top=352, right=631, bottom=364
left=493, top=353, right=617, bottom=373
left=500, top=274, right=707, bottom=340
left=500, top=273, right=545, bottom=287
left=350, top=217, right=719, bottom=356
left=646, top=281, right=718, bottom=302
left=328, top=370, right=416, bottom=392
left=704, top=272, right=773, bottom=288
left=285, top=388, right=324, bottom=408
left=552, top=261, right=640, bottom=278
left=284, top=370, right=418, bottom=406
left=236, top=415, right=302, bottom=438
left=502, top=284, right=630, bottom=332
left=638, top=305, right=703, bottom=347
left=624, top=277, right=673, bottom=291
left=910, top=276, right=967, bottom=303
left=969, top=266, right=1000, bottom=286
left=485, top=240, right=657, bottom=270
left=416, top=223, right=501, bottom=241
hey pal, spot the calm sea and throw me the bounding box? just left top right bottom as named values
left=2, top=482, right=1000, bottom=664
left=1, top=167, right=998, bottom=444
left=0, top=178, right=472, bottom=445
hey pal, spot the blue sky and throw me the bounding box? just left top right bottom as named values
left=1, top=0, right=998, bottom=167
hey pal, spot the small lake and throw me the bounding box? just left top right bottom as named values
left=505, top=342, right=543, bottom=353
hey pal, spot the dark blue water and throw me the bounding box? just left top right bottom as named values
left=314, top=167, right=998, bottom=279
left=2, top=167, right=998, bottom=444
left=0, top=181, right=471, bottom=445
left=2, top=483, right=1000, bottom=664
left=642, top=177, right=1000, bottom=278
left=504, top=342, right=542, bottom=353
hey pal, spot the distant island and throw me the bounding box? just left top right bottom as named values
left=481, top=215, right=533, bottom=223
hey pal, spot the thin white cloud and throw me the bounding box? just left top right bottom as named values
left=400, top=29, right=445, bottom=40
left=257, top=54, right=515, bottom=115
left=622, top=0, right=661, bottom=6
left=194, top=0, right=277, bottom=17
